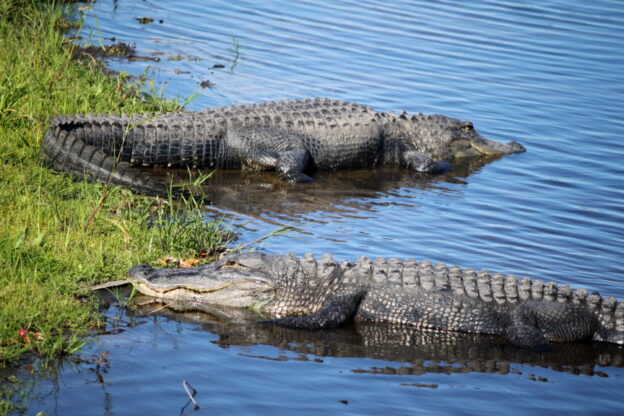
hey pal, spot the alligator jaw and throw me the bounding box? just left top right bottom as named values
left=128, top=262, right=273, bottom=308
left=469, top=134, right=526, bottom=156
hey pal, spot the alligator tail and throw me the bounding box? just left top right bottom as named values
left=41, top=112, right=230, bottom=195
left=41, top=123, right=171, bottom=196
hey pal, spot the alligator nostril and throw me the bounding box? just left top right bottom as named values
left=509, top=141, right=526, bottom=153
left=129, top=264, right=154, bottom=278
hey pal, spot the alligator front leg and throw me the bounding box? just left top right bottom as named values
left=507, top=302, right=598, bottom=350
left=403, top=151, right=451, bottom=173
left=260, top=293, right=363, bottom=330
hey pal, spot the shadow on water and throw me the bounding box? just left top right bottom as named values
left=130, top=295, right=624, bottom=379
left=154, top=157, right=497, bottom=220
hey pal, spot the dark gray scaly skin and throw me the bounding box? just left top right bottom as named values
left=127, top=252, right=624, bottom=349
left=41, top=98, right=525, bottom=195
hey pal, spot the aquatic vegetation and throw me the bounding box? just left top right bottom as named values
left=230, top=33, right=243, bottom=71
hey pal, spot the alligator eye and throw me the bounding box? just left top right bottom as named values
left=461, top=122, right=474, bottom=131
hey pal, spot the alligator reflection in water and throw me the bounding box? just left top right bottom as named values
left=158, top=158, right=494, bottom=219
left=129, top=297, right=624, bottom=379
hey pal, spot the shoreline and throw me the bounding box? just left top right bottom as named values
left=0, top=0, right=229, bottom=380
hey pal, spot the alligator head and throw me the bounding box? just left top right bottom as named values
left=402, top=113, right=526, bottom=160
left=128, top=252, right=276, bottom=309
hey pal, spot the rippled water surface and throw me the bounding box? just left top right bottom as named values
left=12, top=0, right=624, bottom=414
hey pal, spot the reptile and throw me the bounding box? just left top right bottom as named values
left=127, top=252, right=624, bottom=349
left=41, top=98, right=525, bottom=195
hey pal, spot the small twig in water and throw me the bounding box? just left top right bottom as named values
left=229, top=225, right=293, bottom=253
left=182, top=380, right=201, bottom=409
left=102, top=315, right=131, bottom=324
left=147, top=303, right=170, bottom=315
left=89, top=279, right=131, bottom=291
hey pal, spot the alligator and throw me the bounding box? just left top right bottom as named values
left=42, top=98, right=525, bottom=195
left=128, top=252, right=624, bottom=349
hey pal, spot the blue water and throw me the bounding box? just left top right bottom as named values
left=10, top=0, right=624, bottom=414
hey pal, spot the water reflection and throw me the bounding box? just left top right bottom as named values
left=130, top=296, right=624, bottom=379
left=155, top=157, right=497, bottom=220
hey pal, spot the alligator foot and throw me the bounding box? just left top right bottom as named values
left=403, top=151, right=451, bottom=173
left=259, top=293, right=363, bottom=330
left=276, top=149, right=314, bottom=182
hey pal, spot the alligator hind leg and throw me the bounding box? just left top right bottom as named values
left=226, top=127, right=314, bottom=182
left=276, top=149, right=314, bottom=182
left=507, top=302, right=598, bottom=350
left=403, top=151, right=451, bottom=173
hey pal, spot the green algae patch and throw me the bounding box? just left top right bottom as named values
left=0, top=0, right=230, bottom=370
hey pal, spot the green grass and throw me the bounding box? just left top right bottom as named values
left=0, top=0, right=232, bottom=376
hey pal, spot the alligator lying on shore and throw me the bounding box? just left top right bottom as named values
left=42, top=98, right=525, bottom=195
left=128, top=252, right=624, bottom=349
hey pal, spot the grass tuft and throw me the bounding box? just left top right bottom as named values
left=0, top=0, right=231, bottom=374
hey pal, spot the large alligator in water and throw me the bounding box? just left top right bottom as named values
left=42, top=98, right=525, bottom=195
left=128, top=252, right=624, bottom=349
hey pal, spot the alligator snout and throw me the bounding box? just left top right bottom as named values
left=128, top=264, right=155, bottom=280
left=506, top=140, right=526, bottom=153
left=470, top=136, right=526, bottom=155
